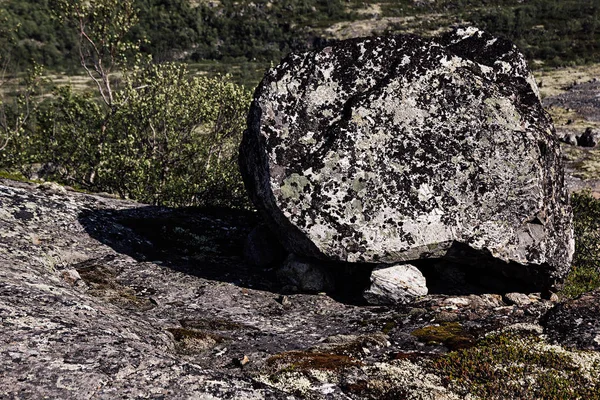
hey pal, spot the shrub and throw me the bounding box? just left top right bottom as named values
left=40, top=63, right=251, bottom=208
left=0, top=0, right=254, bottom=209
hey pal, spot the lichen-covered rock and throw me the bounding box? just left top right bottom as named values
left=364, top=264, right=428, bottom=305
left=240, top=27, right=574, bottom=292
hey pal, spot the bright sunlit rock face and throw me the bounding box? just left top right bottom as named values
left=240, top=27, right=574, bottom=292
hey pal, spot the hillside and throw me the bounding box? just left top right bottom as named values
left=1, top=0, right=600, bottom=86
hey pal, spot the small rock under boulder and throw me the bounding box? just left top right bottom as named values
left=363, top=264, right=428, bottom=305
left=240, top=27, right=574, bottom=293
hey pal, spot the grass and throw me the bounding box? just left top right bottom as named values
left=561, top=265, right=600, bottom=299
left=560, top=190, right=600, bottom=298
left=535, top=64, right=600, bottom=99
left=0, top=169, right=39, bottom=183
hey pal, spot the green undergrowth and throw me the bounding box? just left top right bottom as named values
left=432, top=332, right=600, bottom=399
left=561, top=190, right=600, bottom=298
left=561, top=265, right=600, bottom=299
left=0, top=169, right=39, bottom=184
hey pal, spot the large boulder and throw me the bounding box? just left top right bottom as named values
left=239, top=27, right=574, bottom=292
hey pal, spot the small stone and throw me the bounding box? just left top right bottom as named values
left=363, top=264, right=428, bottom=305
left=435, top=311, right=459, bottom=323
left=561, top=132, right=578, bottom=146
left=37, top=181, right=67, bottom=195
left=234, top=355, right=250, bottom=367
left=276, top=254, right=334, bottom=293
left=577, top=127, right=600, bottom=147
left=30, top=233, right=40, bottom=245
left=277, top=294, right=291, bottom=307
left=61, top=269, right=82, bottom=286
left=504, top=292, right=532, bottom=306
left=442, top=297, right=472, bottom=308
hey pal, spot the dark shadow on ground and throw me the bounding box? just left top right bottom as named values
left=78, top=205, right=373, bottom=304
left=78, top=205, right=282, bottom=291
left=79, top=205, right=543, bottom=305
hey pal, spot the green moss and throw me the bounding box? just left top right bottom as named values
left=0, top=170, right=39, bottom=183
left=382, top=321, right=397, bottom=335
left=358, top=316, right=401, bottom=334
left=411, top=322, right=474, bottom=350
left=431, top=332, right=600, bottom=399
left=561, top=265, right=600, bottom=299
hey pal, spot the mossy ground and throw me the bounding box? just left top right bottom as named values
left=0, top=170, right=40, bottom=184
left=411, top=322, right=474, bottom=350
left=561, top=265, right=600, bottom=299
left=431, top=332, right=600, bottom=399
left=76, top=264, right=156, bottom=311
left=166, top=328, right=226, bottom=354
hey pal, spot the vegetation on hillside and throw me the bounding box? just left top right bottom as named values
left=0, top=0, right=599, bottom=77
left=562, top=190, right=600, bottom=298
left=432, top=332, right=600, bottom=399
left=0, top=0, right=251, bottom=208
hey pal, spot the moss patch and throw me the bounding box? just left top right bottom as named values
left=0, top=170, right=40, bottom=183
left=431, top=332, right=600, bottom=399
left=76, top=264, right=155, bottom=311
left=166, top=328, right=226, bottom=353
left=411, top=322, right=474, bottom=350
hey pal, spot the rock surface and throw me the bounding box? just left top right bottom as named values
left=240, top=27, right=574, bottom=292
left=1, top=178, right=599, bottom=399
left=542, top=290, right=600, bottom=351
left=364, top=264, right=428, bottom=305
